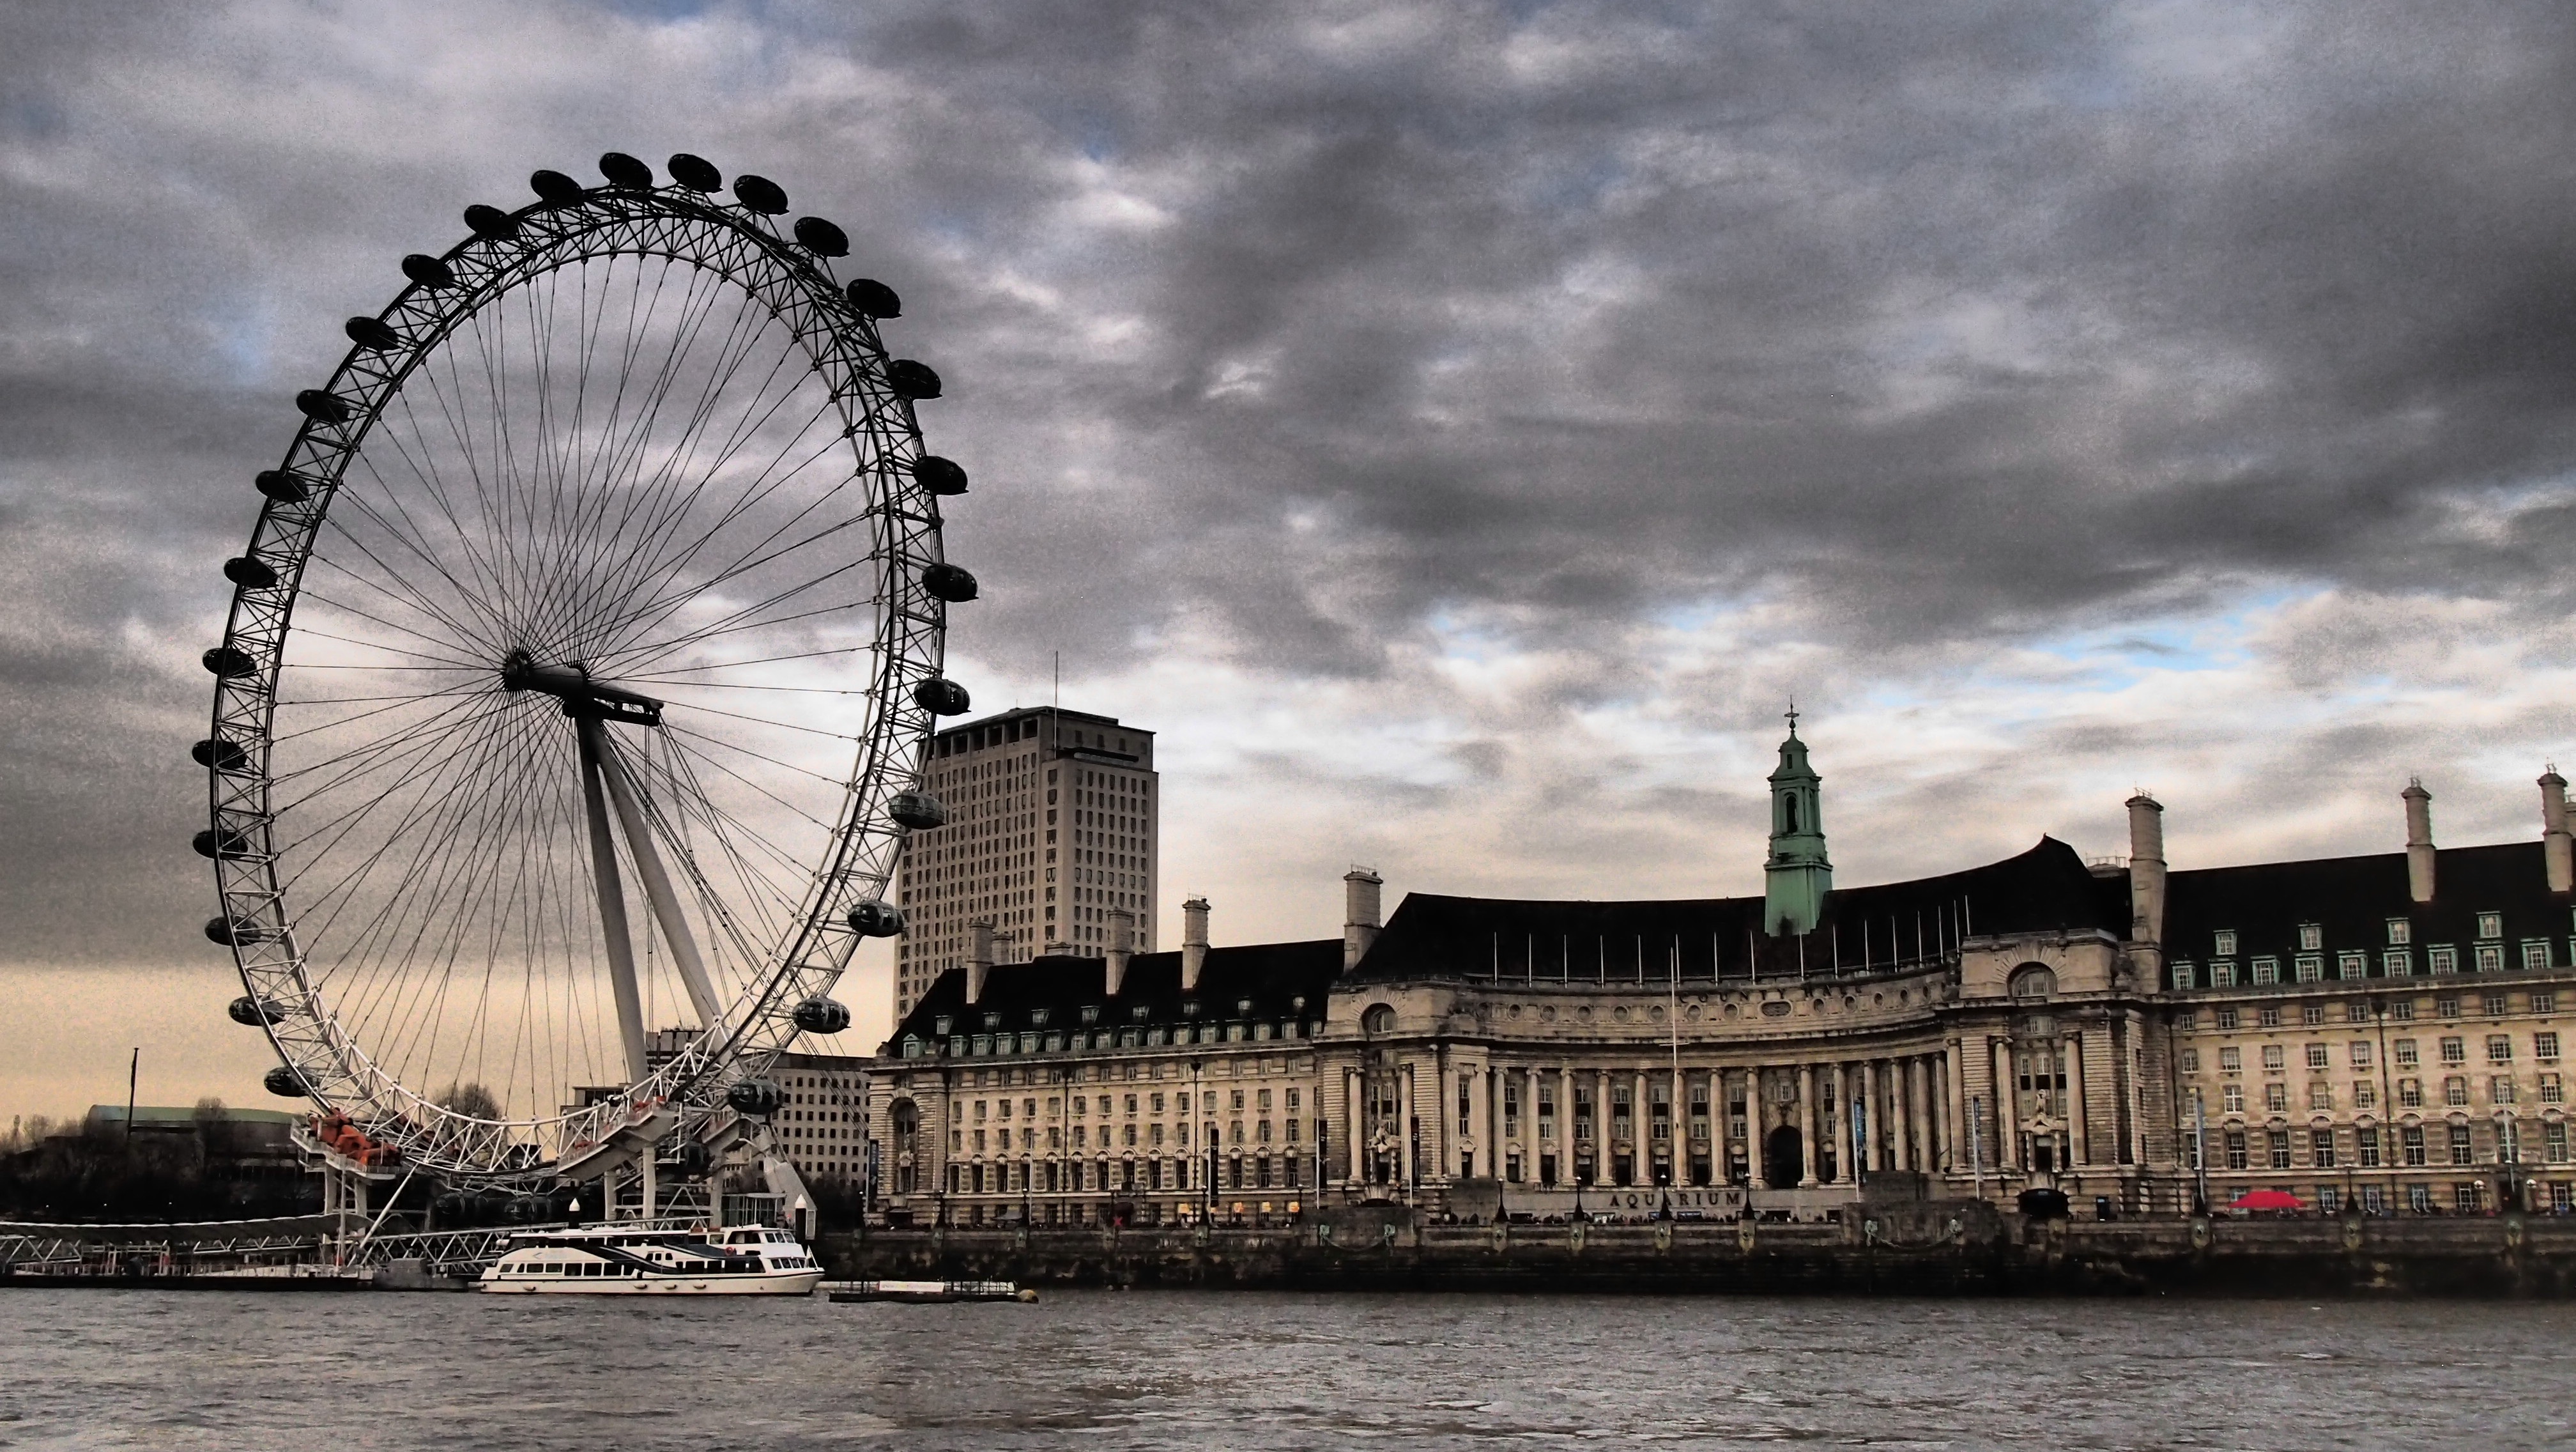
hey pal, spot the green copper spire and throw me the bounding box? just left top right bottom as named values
left=1764, top=707, right=1832, bottom=936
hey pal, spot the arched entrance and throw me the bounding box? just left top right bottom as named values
left=1764, top=1125, right=1803, bottom=1188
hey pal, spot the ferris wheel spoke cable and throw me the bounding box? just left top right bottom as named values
left=316, top=504, right=514, bottom=656
left=291, top=586, right=491, bottom=669
left=368, top=396, right=521, bottom=621
left=621, top=735, right=802, bottom=977
left=302, top=701, right=546, bottom=1017
left=561, top=356, right=845, bottom=665
left=267, top=691, right=516, bottom=874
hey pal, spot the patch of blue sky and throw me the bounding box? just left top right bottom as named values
left=208, top=291, right=280, bottom=385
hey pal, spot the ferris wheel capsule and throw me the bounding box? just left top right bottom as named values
left=792, top=997, right=851, bottom=1035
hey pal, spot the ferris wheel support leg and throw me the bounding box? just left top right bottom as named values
left=592, top=734, right=725, bottom=1030
left=641, top=1150, right=658, bottom=1221
left=576, top=714, right=652, bottom=1084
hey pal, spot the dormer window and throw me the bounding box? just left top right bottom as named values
left=933, top=1016, right=953, bottom=1035
left=2213, top=930, right=2237, bottom=957
left=2478, top=913, right=2504, bottom=941
left=2297, top=923, right=2322, bottom=952
left=2388, top=918, right=2412, bottom=946
left=1181, top=1001, right=1201, bottom=1017
left=1029, top=1008, right=1050, bottom=1028
left=1079, top=1005, right=1100, bottom=1025
left=1237, top=998, right=1255, bottom=1015
left=981, top=1012, right=1001, bottom=1030
left=1130, top=1004, right=1150, bottom=1021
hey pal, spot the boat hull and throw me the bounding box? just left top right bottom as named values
left=478, top=1270, right=823, bottom=1296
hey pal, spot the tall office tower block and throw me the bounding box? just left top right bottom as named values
left=893, top=707, right=1158, bottom=1017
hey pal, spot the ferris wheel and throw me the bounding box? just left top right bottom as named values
left=197, top=152, right=972, bottom=1185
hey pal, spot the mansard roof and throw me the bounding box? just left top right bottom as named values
left=2161, top=840, right=2568, bottom=965
left=1347, top=836, right=2127, bottom=984
left=882, top=939, right=1344, bottom=1051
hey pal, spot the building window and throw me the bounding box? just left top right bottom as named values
left=2219, top=1047, right=2242, bottom=1073
left=2350, top=1041, right=2374, bottom=1069
left=2214, top=930, right=2239, bottom=957
left=2225, top=1130, right=2249, bottom=1170
left=2216, top=1007, right=2241, bottom=1031
left=2450, top=1124, right=2475, bottom=1166
left=2493, top=1076, right=2518, bottom=1105
left=2302, top=1003, right=2326, bottom=1028
left=2171, top=962, right=2197, bottom=991
left=2222, top=1085, right=2245, bottom=1114
left=2264, top=1083, right=2289, bottom=1113
left=2544, top=1073, right=2565, bottom=1106
left=2388, top=919, right=2412, bottom=946
left=2295, top=955, right=2324, bottom=982
left=2211, top=961, right=2239, bottom=988
left=2354, top=1080, right=2376, bottom=1109
left=2526, top=941, right=2552, bottom=969
left=2269, top=1130, right=2292, bottom=1170
left=2259, top=1005, right=2282, bottom=1029
left=2312, top=1129, right=2336, bottom=1168
left=2299, top=923, right=2324, bottom=952
left=2180, top=1049, right=2200, bottom=1073
left=2358, top=1125, right=2382, bottom=1167
left=2398, top=1079, right=2423, bottom=1108
left=2393, top=1000, right=2416, bottom=1021
left=2430, top=946, right=2460, bottom=975
left=2338, top=952, right=2367, bottom=980
left=2385, top=949, right=2414, bottom=977
left=2440, top=1037, right=2466, bottom=1065
left=2483, top=992, right=2510, bottom=1017
left=2306, top=1043, right=2330, bottom=1070
left=2488, top=1035, right=2514, bottom=1064
left=2395, top=1039, right=2420, bottom=1069
left=2402, top=1125, right=2428, bottom=1166
left=2308, top=1082, right=2333, bottom=1111
left=2438, top=996, right=2462, bottom=1020
left=2476, top=945, right=2504, bottom=974
left=2261, top=1044, right=2286, bottom=1070
left=2549, top=1122, right=2570, bottom=1164
left=2444, top=1077, right=2470, bottom=1108
left=2252, top=957, right=2280, bottom=985
left=2478, top=912, right=2504, bottom=941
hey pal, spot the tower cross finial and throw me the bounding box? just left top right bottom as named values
left=1784, top=699, right=1799, bottom=738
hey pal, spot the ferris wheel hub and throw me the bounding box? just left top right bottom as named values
left=500, top=649, right=665, bottom=725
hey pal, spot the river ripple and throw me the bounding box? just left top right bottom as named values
left=0, top=1290, right=2568, bottom=1450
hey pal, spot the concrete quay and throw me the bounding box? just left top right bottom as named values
left=825, top=1205, right=2576, bottom=1297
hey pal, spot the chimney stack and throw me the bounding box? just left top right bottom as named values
left=1105, top=908, right=1136, bottom=996
left=965, top=918, right=995, bottom=1005
left=2404, top=779, right=2437, bottom=904
left=2124, top=794, right=2166, bottom=948
left=1343, top=867, right=1384, bottom=972
left=1181, top=897, right=1210, bottom=992
left=2544, top=768, right=2572, bottom=895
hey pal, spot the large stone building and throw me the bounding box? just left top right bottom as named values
left=892, top=706, right=1160, bottom=1016
left=843, top=725, right=2576, bottom=1226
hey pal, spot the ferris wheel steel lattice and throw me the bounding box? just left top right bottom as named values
left=197, top=152, right=976, bottom=1185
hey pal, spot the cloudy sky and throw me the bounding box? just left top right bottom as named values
left=7, top=0, right=2576, bottom=1121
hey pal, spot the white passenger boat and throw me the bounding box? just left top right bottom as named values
left=477, top=1224, right=825, bottom=1295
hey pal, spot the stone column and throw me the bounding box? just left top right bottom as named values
left=1398, top=1062, right=1417, bottom=1192
left=1594, top=1067, right=1611, bottom=1184
left=2121, top=1012, right=2146, bottom=1167
left=1991, top=1037, right=2018, bottom=1172
left=1944, top=1041, right=1968, bottom=1177
left=1556, top=1066, right=1573, bottom=1185
left=1346, top=1067, right=1364, bottom=1184
left=1797, top=1062, right=1818, bottom=1187
left=1908, top=1056, right=1933, bottom=1176
left=1671, top=1060, right=1687, bottom=1187
left=1865, top=1062, right=1885, bottom=1176
left=2068, top=1035, right=2091, bottom=1167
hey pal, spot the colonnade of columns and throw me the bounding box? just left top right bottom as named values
left=1357, top=1049, right=1968, bottom=1193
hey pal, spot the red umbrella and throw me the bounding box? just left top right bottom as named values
left=2230, top=1189, right=2304, bottom=1210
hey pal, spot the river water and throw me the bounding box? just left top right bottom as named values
left=0, top=1289, right=2566, bottom=1449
